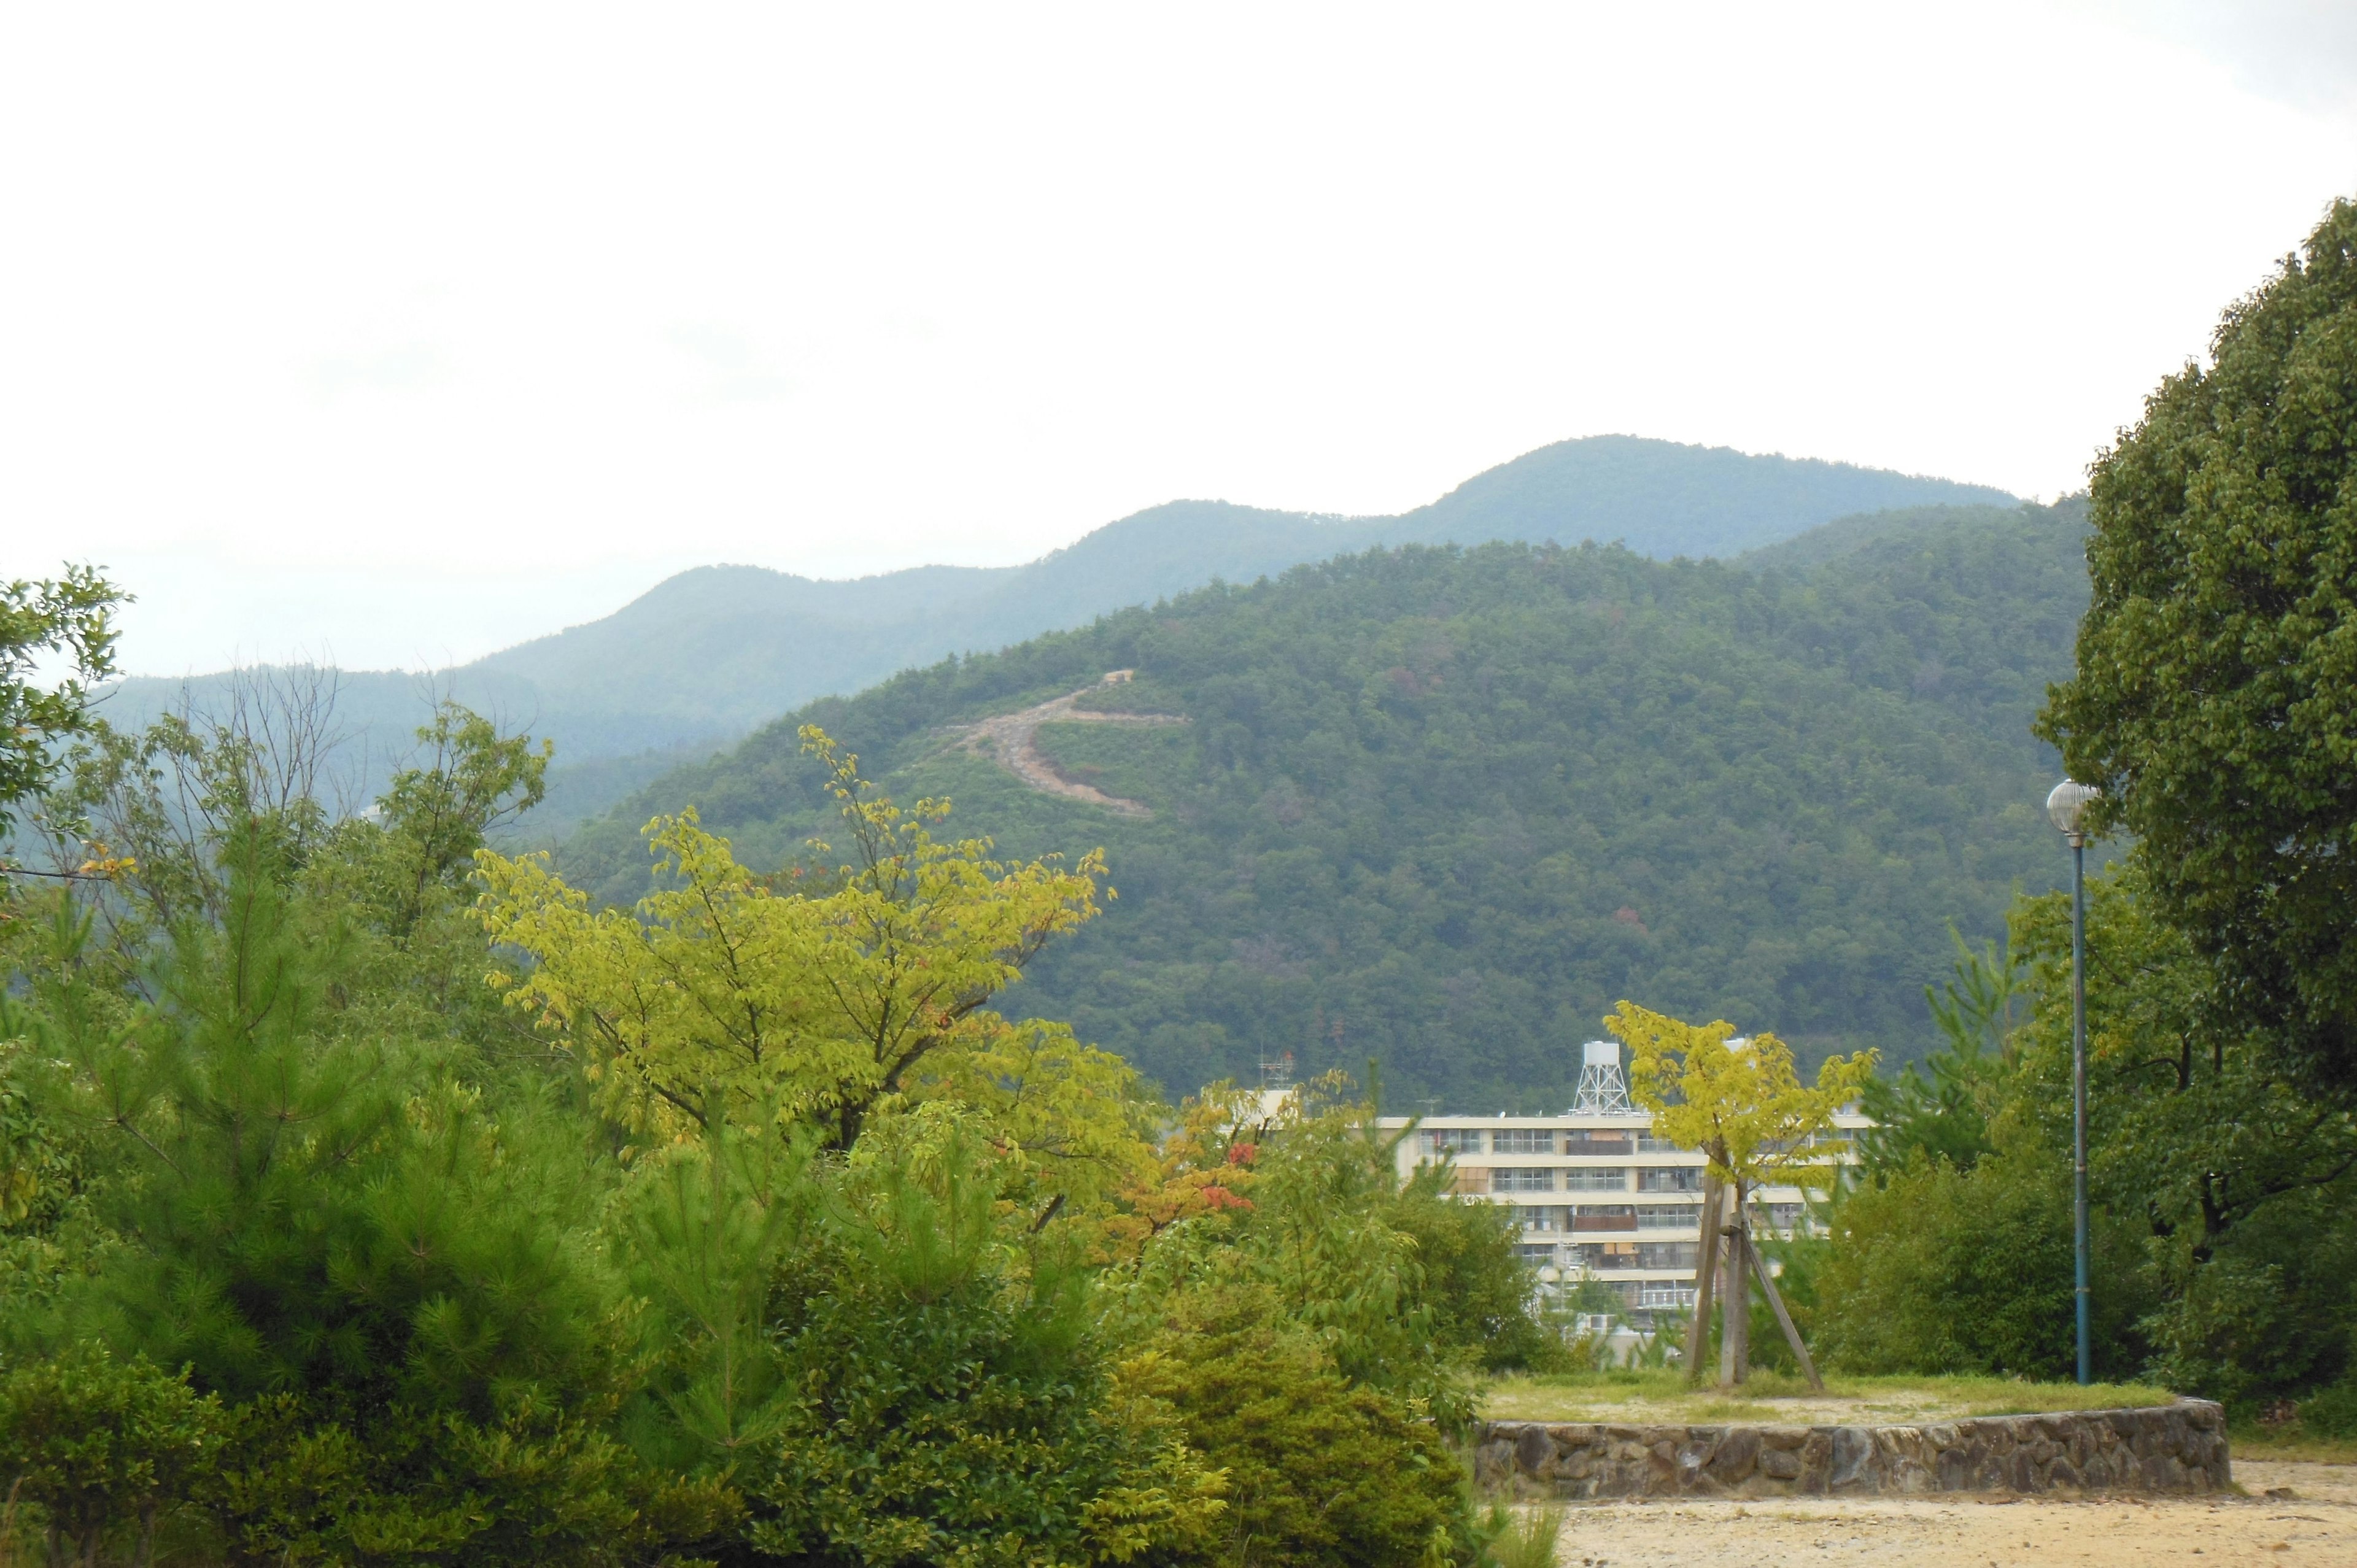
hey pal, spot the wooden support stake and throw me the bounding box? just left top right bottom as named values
left=1682, top=1172, right=1724, bottom=1385
left=1751, top=1227, right=1824, bottom=1391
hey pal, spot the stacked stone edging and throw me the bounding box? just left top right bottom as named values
left=1474, top=1400, right=2228, bottom=1499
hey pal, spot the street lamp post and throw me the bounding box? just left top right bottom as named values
left=2046, top=779, right=2099, bottom=1386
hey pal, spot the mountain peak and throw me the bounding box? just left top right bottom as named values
left=1396, top=434, right=2016, bottom=558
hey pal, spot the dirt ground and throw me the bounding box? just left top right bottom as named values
left=1539, top=1461, right=2355, bottom=1566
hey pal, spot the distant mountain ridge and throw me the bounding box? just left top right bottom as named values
left=464, top=436, right=2011, bottom=746
left=554, top=496, right=2090, bottom=1105
left=98, top=436, right=2013, bottom=833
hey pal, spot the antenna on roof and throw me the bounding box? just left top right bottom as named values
left=1573, top=1040, right=1633, bottom=1114
left=1258, top=1051, right=1295, bottom=1091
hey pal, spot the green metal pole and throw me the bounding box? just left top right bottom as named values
left=2072, top=836, right=2091, bottom=1386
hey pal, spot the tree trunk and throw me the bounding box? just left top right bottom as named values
left=1719, top=1180, right=1750, bottom=1388
left=1683, top=1171, right=1724, bottom=1384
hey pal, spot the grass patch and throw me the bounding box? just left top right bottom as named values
left=2227, top=1424, right=2357, bottom=1466
left=1476, top=1500, right=1563, bottom=1568
left=1484, top=1369, right=2178, bottom=1424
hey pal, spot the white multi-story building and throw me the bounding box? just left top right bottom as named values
left=1376, top=1041, right=1868, bottom=1327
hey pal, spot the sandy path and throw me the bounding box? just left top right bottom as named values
left=952, top=688, right=1186, bottom=818
left=1533, top=1461, right=2354, bottom=1566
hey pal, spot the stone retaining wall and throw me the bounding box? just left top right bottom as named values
left=1474, top=1400, right=2228, bottom=1499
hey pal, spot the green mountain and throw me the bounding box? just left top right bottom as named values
left=558, top=498, right=2089, bottom=1109
left=98, top=437, right=2010, bottom=834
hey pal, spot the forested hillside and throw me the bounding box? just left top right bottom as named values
left=561, top=498, right=2088, bottom=1108
left=99, top=437, right=2009, bottom=832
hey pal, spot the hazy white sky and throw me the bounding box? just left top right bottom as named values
left=5, top=2, right=2355, bottom=676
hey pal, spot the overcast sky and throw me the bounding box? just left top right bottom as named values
left=6, top=2, right=2355, bottom=676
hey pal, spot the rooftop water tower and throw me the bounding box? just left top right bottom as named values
left=1573, top=1040, right=1633, bottom=1114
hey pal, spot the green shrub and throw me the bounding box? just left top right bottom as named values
left=2131, top=1184, right=2357, bottom=1410
left=1811, top=1147, right=2150, bottom=1381
left=25, top=836, right=717, bottom=1568
left=746, top=1117, right=1221, bottom=1568
left=188, top=1395, right=741, bottom=1568
left=1385, top=1170, right=1563, bottom=1373
left=2298, top=1377, right=2357, bottom=1440
left=188, top=1396, right=363, bottom=1568
left=1119, top=1286, right=1474, bottom=1568
left=0, top=1343, right=218, bottom=1568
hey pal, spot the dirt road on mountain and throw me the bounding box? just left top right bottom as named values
left=1535, top=1459, right=2354, bottom=1567
left=952, top=687, right=1186, bottom=818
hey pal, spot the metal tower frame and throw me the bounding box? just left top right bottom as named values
left=1573, top=1040, right=1632, bottom=1114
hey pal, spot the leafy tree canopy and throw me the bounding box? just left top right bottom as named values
left=2040, top=197, right=2357, bottom=1089
left=1606, top=1002, right=1873, bottom=1191
left=478, top=730, right=1152, bottom=1211
left=0, top=565, right=122, bottom=837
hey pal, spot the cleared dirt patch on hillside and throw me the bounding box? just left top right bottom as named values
left=950, top=686, right=1186, bottom=817
left=1535, top=1460, right=2353, bottom=1566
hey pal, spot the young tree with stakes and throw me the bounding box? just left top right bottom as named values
left=1604, top=1003, right=1875, bottom=1388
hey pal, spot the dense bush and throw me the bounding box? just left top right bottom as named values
left=745, top=1118, right=1221, bottom=1568
left=2300, top=1375, right=2357, bottom=1440
left=1115, top=1288, right=1471, bottom=1568
left=1816, top=856, right=2356, bottom=1405
left=1385, top=1168, right=1568, bottom=1374
left=13, top=855, right=719, bottom=1567
left=0, top=698, right=1515, bottom=1567
left=0, top=1344, right=217, bottom=1568
left=1811, top=1145, right=2149, bottom=1381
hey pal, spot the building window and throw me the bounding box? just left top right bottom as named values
left=1635, top=1205, right=1698, bottom=1229
left=1517, top=1243, right=1560, bottom=1267
left=1572, top=1204, right=1636, bottom=1231
left=1422, top=1129, right=1483, bottom=1156
left=1492, top=1128, right=1555, bottom=1155
left=1492, top=1167, right=1556, bottom=1193
left=1639, top=1284, right=1698, bottom=1309
left=1520, top=1207, right=1569, bottom=1233
left=1563, top=1132, right=1634, bottom=1157
left=1636, top=1241, right=1698, bottom=1270
left=1562, top=1166, right=1628, bottom=1192
left=1636, top=1132, right=1682, bottom=1153
left=1752, top=1202, right=1805, bottom=1233
left=1637, top=1166, right=1707, bottom=1193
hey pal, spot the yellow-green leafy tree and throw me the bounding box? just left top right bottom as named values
left=473, top=728, right=1155, bottom=1217
left=1604, top=1002, right=1875, bottom=1386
